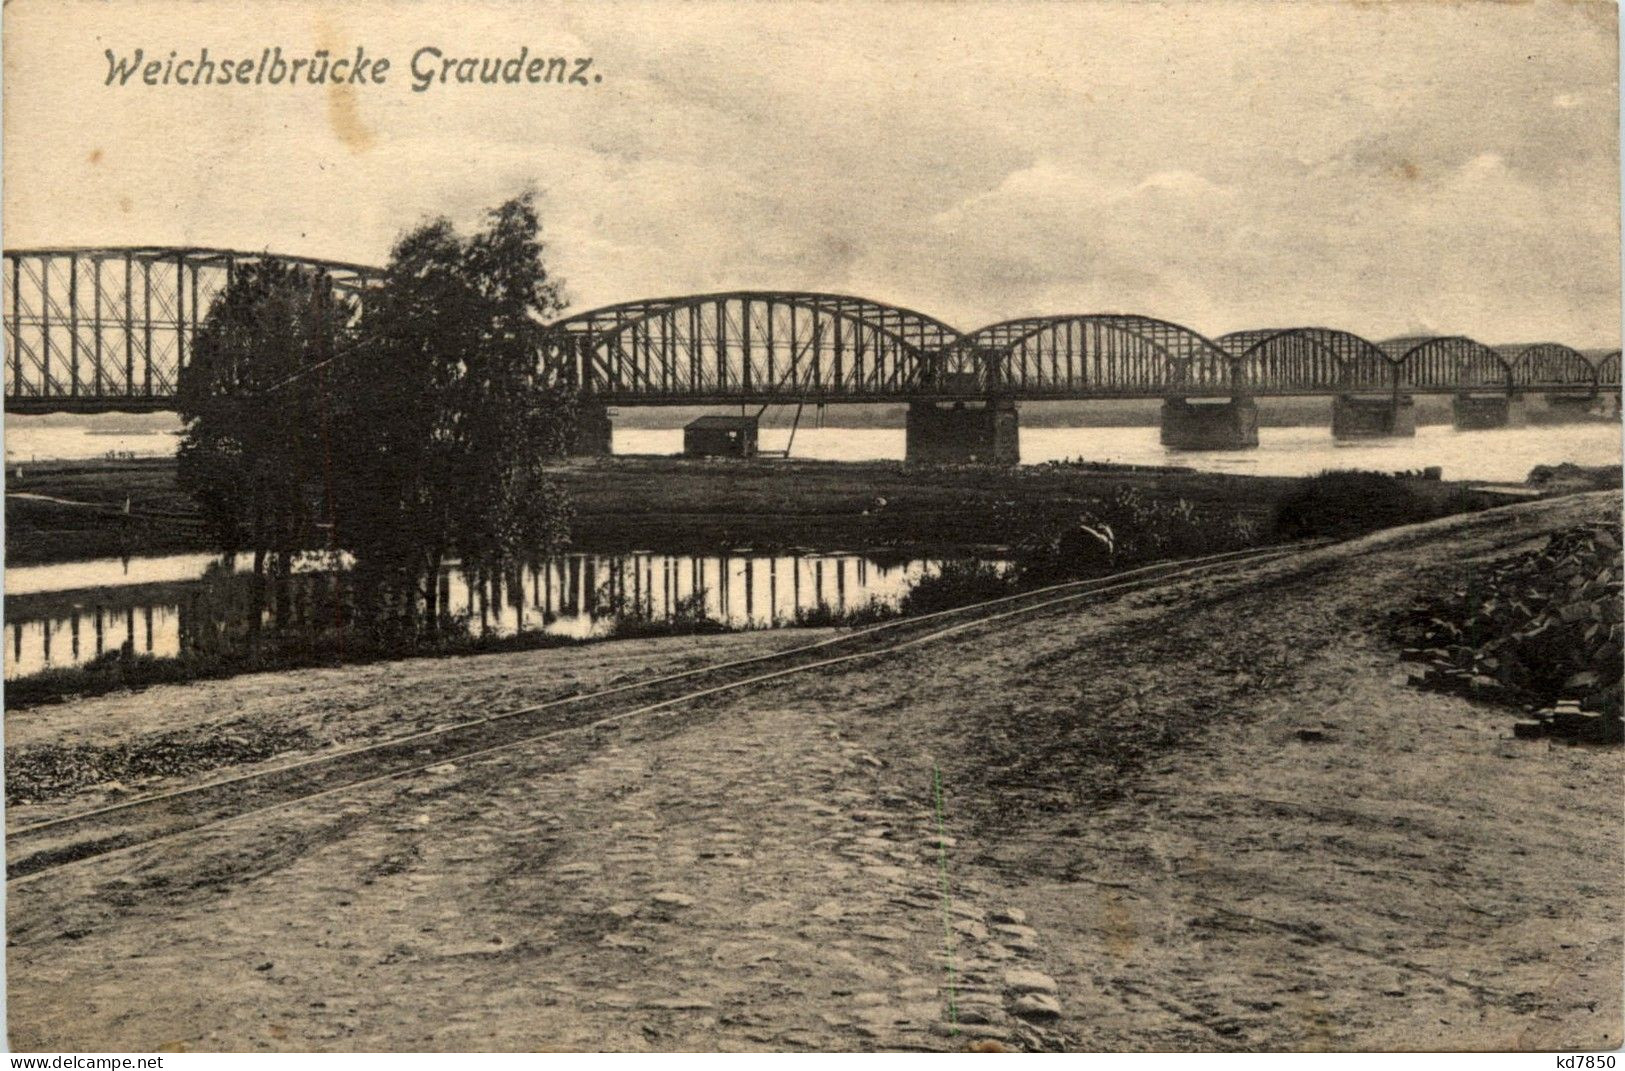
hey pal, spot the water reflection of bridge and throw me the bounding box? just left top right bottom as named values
left=6, top=246, right=1620, bottom=460
left=3, top=551, right=927, bottom=680
left=461, top=552, right=923, bottom=637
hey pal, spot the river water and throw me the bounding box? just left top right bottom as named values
left=6, top=422, right=1619, bottom=483
left=5, top=417, right=1618, bottom=680
left=610, top=423, right=1623, bottom=483
left=4, top=551, right=933, bottom=680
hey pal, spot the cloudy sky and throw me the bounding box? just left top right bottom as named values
left=5, top=0, right=1620, bottom=345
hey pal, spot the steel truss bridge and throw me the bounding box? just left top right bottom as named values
left=5, top=246, right=1620, bottom=414
left=3, top=247, right=378, bottom=414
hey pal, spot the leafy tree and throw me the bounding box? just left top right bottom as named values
left=177, top=193, right=576, bottom=643
left=330, top=192, right=576, bottom=633
left=176, top=260, right=350, bottom=627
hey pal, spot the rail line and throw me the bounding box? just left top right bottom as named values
left=6, top=538, right=1328, bottom=885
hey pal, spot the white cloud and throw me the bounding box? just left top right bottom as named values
left=5, top=0, right=1618, bottom=346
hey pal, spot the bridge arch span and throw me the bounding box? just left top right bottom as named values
left=1380, top=336, right=1510, bottom=391
left=1217, top=327, right=1398, bottom=393
left=539, top=291, right=961, bottom=401
left=1501, top=342, right=1597, bottom=389
left=1593, top=350, right=1622, bottom=388
left=930, top=313, right=1235, bottom=396
left=4, top=246, right=379, bottom=412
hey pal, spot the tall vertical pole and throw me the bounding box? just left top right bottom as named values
left=643, top=320, right=655, bottom=394
left=688, top=306, right=700, bottom=395
left=765, top=299, right=775, bottom=394
left=740, top=296, right=752, bottom=395
left=832, top=309, right=843, bottom=396
left=9, top=255, right=22, bottom=397
left=68, top=255, right=79, bottom=396
left=812, top=307, right=823, bottom=393
left=789, top=301, right=799, bottom=391
left=174, top=255, right=186, bottom=388
left=812, top=310, right=825, bottom=393
left=715, top=299, right=727, bottom=392
left=92, top=257, right=104, bottom=397
left=142, top=260, right=154, bottom=397
left=853, top=325, right=864, bottom=392
left=40, top=256, right=52, bottom=397
left=124, top=254, right=134, bottom=396
left=665, top=315, right=676, bottom=392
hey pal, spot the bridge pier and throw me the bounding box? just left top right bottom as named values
left=1331, top=393, right=1416, bottom=439
left=1541, top=392, right=1603, bottom=420
left=570, top=400, right=614, bottom=456
left=1452, top=392, right=1526, bottom=431
left=905, top=400, right=1019, bottom=464
left=1159, top=397, right=1258, bottom=451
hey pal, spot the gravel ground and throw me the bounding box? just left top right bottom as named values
left=6, top=492, right=1620, bottom=1051
left=4, top=628, right=827, bottom=825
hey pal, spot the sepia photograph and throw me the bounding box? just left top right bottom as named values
left=1, top=0, right=1622, bottom=1056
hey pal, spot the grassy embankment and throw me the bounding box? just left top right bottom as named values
left=6, top=458, right=205, bottom=564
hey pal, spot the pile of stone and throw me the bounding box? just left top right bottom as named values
left=1513, top=699, right=1622, bottom=744
left=1392, top=522, right=1622, bottom=743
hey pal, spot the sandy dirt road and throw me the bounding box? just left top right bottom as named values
left=4, top=628, right=828, bottom=823
left=7, top=492, right=1621, bottom=1051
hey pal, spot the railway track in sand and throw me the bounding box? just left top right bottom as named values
left=6, top=538, right=1329, bottom=886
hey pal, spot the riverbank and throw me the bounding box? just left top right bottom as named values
left=8, top=492, right=1619, bottom=1051
left=4, top=453, right=1528, bottom=566
left=4, top=459, right=1513, bottom=701
left=5, top=458, right=205, bottom=564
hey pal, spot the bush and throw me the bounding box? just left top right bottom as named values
left=1013, top=486, right=1258, bottom=586
left=899, top=560, right=1019, bottom=616
left=605, top=589, right=733, bottom=639
left=1273, top=470, right=1474, bottom=539
left=792, top=597, right=901, bottom=628
left=889, top=486, right=1268, bottom=617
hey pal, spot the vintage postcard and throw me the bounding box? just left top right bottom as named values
left=2, top=0, right=1621, bottom=1056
